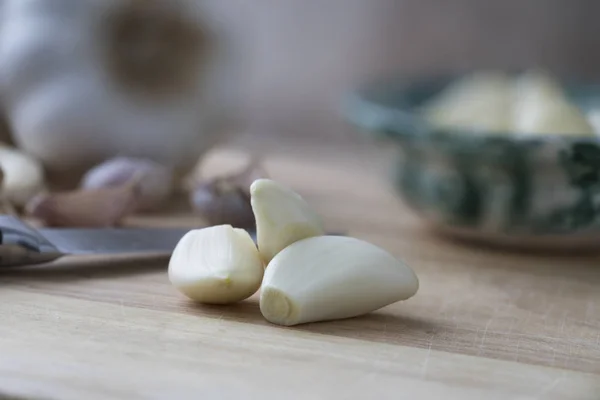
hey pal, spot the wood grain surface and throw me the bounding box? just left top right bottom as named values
left=1, top=135, right=599, bottom=399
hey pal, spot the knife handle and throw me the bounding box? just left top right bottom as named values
left=0, top=215, right=64, bottom=267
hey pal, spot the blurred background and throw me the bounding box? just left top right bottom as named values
left=3, top=0, right=600, bottom=232
left=204, top=0, right=600, bottom=143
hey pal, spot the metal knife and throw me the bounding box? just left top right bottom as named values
left=0, top=215, right=221, bottom=268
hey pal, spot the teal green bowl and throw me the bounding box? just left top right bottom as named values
left=343, top=75, right=600, bottom=250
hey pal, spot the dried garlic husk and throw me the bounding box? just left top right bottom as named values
left=190, top=159, right=266, bottom=229
left=25, top=179, right=141, bottom=227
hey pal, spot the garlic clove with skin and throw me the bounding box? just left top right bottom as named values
left=81, top=157, right=174, bottom=212
left=0, top=144, right=46, bottom=207
left=168, top=225, right=264, bottom=305
left=250, top=179, right=324, bottom=263
left=25, top=179, right=140, bottom=227
left=260, top=235, right=419, bottom=326
left=189, top=159, right=267, bottom=230
left=190, top=182, right=254, bottom=229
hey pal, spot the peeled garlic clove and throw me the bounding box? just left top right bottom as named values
left=0, top=144, right=46, bottom=206
left=260, top=235, right=419, bottom=326
left=586, top=108, right=600, bottom=135
left=513, top=70, right=566, bottom=103
left=25, top=182, right=140, bottom=227
left=514, top=99, right=596, bottom=136
left=81, top=157, right=174, bottom=211
left=512, top=72, right=596, bottom=136
left=422, top=71, right=513, bottom=132
left=250, top=178, right=324, bottom=263
left=168, top=225, right=264, bottom=304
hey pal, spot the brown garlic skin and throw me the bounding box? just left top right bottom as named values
left=0, top=0, right=239, bottom=185
left=191, top=180, right=255, bottom=230
left=25, top=181, right=141, bottom=228
left=190, top=161, right=267, bottom=230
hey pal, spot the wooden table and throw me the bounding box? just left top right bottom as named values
left=1, top=135, right=599, bottom=399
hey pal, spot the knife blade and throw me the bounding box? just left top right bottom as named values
left=37, top=227, right=197, bottom=255
left=0, top=215, right=338, bottom=268
left=0, top=215, right=258, bottom=268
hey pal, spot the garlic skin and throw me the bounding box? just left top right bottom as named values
left=191, top=181, right=254, bottom=229
left=189, top=160, right=266, bottom=229
left=250, top=179, right=325, bottom=263
left=26, top=180, right=140, bottom=227
left=168, top=225, right=264, bottom=305
left=0, top=144, right=45, bottom=206
left=0, top=0, right=239, bottom=177
left=260, top=236, right=419, bottom=326
left=82, top=157, right=174, bottom=211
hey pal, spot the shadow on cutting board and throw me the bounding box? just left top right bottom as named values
left=184, top=300, right=437, bottom=346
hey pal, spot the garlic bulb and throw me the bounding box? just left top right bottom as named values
left=260, top=236, right=419, bottom=326
left=168, top=225, right=264, bottom=304
left=423, top=70, right=597, bottom=136
left=82, top=157, right=174, bottom=211
left=0, top=0, right=239, bottom=177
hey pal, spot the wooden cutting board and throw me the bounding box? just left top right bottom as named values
left=0, top=138, right=599, bottom=400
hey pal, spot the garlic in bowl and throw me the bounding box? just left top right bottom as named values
left=421, top=70, right=598, bottom=137
left=343, top=70, right=600, bottom=250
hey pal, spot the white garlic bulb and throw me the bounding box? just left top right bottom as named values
left=0, top=0, right=239, bottom=177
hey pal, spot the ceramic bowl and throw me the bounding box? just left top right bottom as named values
left=343, top=74, right=600, bottom=250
